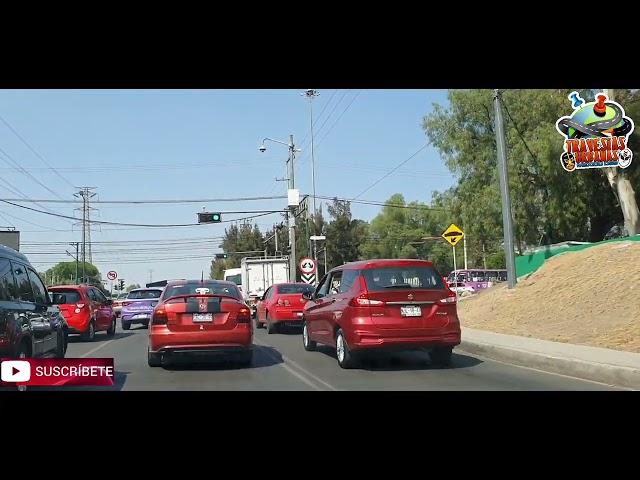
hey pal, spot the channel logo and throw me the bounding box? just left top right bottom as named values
left=1, top=360, right=31, bottom=383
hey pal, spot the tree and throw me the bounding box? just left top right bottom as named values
left=422, top=89, right=640, bottom=254
left=45, top=261, right=100, bottom=285
left=325, top=199, right=368, bottom=269
left=126, top=283, right=141, bottom=292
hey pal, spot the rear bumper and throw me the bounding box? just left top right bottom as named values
left=347, top=326, right=461, bottom=352
left=121, top=313, right=151, bottom=324
left=149, top=326, right=252, bottom=352
left=65, top=315, right=91, bottom=333
left=152, top=345, right=253, bottom=356
left=270, top=309, right=304, bottom=323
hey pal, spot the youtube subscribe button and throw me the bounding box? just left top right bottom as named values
left=0, top=358, right=114, bottom=387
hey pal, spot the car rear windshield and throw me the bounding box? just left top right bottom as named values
left=163, top=283, right=241, bottom=300
left=127, top=289, right=162, bottom=299
left=362, top=266, right=445, bottom=291
left=277, top=284, right=315, bottom=295
left=225, top=274, right=241, bottom=285
left=50, top=289, right=81, bottom=304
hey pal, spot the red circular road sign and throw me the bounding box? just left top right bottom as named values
left=299, top=257, right=317, bottom=275
left=107, top=271, right=118, bottom=281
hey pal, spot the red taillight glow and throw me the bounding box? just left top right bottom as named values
left=237, top=307, right=251, bottom=323
left=349, top=294, right=385, bottom=307
left=438, top=293, right=457, bottom=305
left=152, top=309, right=168, bottom=325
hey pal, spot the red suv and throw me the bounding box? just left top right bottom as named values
left=255, top=282, right=315, bottom=334
left=301, top=259, right=461, bottom=369
left=49, top=285, right=116, bottom=341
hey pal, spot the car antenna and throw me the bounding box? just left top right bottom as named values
left=201, top=270, right=204, bottom=283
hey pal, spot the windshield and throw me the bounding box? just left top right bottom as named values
left=163, top=282, right=241, bottom=300
left=225, top=274, right=242, bottom=285
left=127, top=289, right=162, bottom=299
left=277, top=284, right=315, bottom=295
left=363, top=266, right=445, bottom=291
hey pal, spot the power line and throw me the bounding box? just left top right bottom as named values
left=352, top=143, right=429, bottom=200
left=0, top=195, right=287, bottom=204
left=0, top=114, right=76, bottom=188
left=0, top=145, right=66, bottom=200
left=0, top=200, right=280, bottom=227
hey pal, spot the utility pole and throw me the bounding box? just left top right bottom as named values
left=494, top=89, right=517, bottom=288
left=303, top=89, right=319, bottom=222
left=287, top=134, right=297, bottom=283
left=74, top=187, right=97, bottom=283
left=67, top=242, right=80, bottom=284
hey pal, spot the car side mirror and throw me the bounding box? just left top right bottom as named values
left=302, top=291, right=313, bottom=301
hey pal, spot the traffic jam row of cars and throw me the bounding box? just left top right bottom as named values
left=1, top=243, right=462, bottom=372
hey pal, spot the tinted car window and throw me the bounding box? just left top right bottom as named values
left=50, top=289, right=82, bottom=304
left=277, top=284, right=315, bottom=295
left=315, top=274, right=330, bottom=298
left=12, top=262, right=34, bottom=302
left=362, top=266, right=445, bottom=292
left=328, top=271, right=343, bottom=295
left=339, top=270, right=359, bottom=293
left=93, top=288, right=108, bottom=303
left=87, top=288, right=98, bottom=301
left=162, top=283, right=240, bottom=300
left=128, top=289, right=163, bottom=300
left=0, top=258, right=17, bottom=301
left=27, top=269, right=48, bottom=304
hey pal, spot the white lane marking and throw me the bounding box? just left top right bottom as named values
left=80, top=340, right=116, bottom=358
left=255, top=338, right=338, bottom=391
left=256, top=344, right=322, bottom=391
left=457, top=349, right=631, bottom=390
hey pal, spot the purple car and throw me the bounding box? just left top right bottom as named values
left=120, top=288, right=164, bottom=330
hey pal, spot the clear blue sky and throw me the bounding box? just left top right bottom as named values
left=0, top=89, right=454, bottom=286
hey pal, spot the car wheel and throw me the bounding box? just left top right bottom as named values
left=106, top=317, right=116, bottom=337
left=336, top=328, right=358, bottom=369
left=237, top=350, right=253, bottom=367
left=142, top=320, right=149, bottom=328
left=302, top=321, right=316, bottom=351
left=82, top=320, right=96, bottom=342
left=266, top=313, right=278, bottom=334
left=255, top=313, right=264, bottom=329
left=55, top=330, right=67, bottom=358
left=122, top=320, right=131, bottom=331
left=148, top=348, right=162, bottom=367
left=430, top=346, right=453, bottom=367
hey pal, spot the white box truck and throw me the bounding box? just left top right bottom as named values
left=240, top=256, right=289, bottom=317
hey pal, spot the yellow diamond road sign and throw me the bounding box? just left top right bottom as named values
left=442, top=223, right=464, bottom=247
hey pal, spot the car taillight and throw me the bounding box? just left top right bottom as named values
left=277, top=299, right=290, bottom=306
left=152, top=309, right=168, bottom=325
left=237, top=307, right=251, bottom=323
left=438, top=293, right=457, bottom=304
left=349, top=294, right=385, bottom=307
left=123, top=302, right=131, bottom=306
left=74, top=303, right=86, bottom=314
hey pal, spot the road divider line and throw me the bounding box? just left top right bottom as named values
left=80, top=340, right=116, bottom=358
left=256, top=344, right=323, bottom=391
left=255, top=339, right=338, bottom=391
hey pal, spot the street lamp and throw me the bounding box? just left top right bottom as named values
left=309, top=235, right=326, bottom=283
left=259, top=135, right=302, bottom=282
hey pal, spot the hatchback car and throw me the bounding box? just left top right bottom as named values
left=147, top=280, right=253, bottom=367
left=0, top=245, right=68, bottom=360
left=49, top=285, right=116, bottom=341
left=255, top=282, right=315, bottom=333
left=120, top=287, right=164, bottom=330
left=301, top=259, right=461, bottom=369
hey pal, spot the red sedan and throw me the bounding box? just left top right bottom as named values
left=255, top=283, right=315, bottom=334
left=148, top=280, right=253, bottom=368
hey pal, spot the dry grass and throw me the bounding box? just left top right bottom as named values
left=458, top=241, right=640, bottom=352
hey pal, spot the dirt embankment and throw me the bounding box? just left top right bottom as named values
left=458, top=241, right=640, bottom=353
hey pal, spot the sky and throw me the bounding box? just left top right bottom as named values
left=0, top=89, right=455, bottom=287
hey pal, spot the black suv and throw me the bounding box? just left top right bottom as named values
left=0, top=245, right=68, bottom=359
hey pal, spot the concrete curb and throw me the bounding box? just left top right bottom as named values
left=459, top=339, right=640, bottom=390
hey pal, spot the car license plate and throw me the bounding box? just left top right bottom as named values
left=133, top=314, right=149, bottom=319
left=193, top=313, right=213, bottom=322
left=400, top=306, right=422, bottom=317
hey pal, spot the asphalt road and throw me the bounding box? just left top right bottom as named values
left=59, top=323, right=622, bottom=391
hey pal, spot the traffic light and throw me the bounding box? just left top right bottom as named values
left=119, top=279, right=125, bottom=290
left=198, top=212, right=222, bottom=224
left=215, top=253, right=228, bottom=259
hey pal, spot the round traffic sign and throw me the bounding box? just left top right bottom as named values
left=107, top=271, right=118, bottom=281
left=299, top=257, right=317, bottom=275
